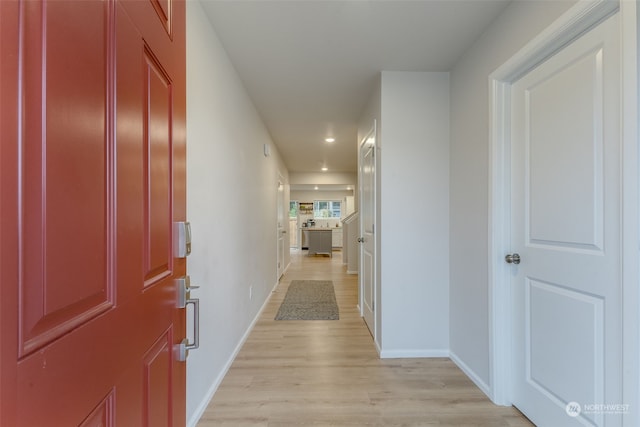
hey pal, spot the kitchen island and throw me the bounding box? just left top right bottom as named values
left=303, top=228, right=333, bottom=257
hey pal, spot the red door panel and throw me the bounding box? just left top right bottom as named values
left=80, top=391, right=115, bottom=427
left=144, top=48, right=172, bottom=285
left=149, top=0, right=172, bottom=39
left=20, top=0, right=113, bottom=358
left=143, top=331, right=173, bottom=427
left=0, top=0, right=186, bottom=425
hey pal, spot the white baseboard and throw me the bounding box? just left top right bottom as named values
left=380, top=348, right=449, bottom=358
left=374, top=339, right=382, bottom=356
left=282, top=261, right=291, bottom=276
left=449, top=350, right=492, bottom=399
left=186, top=283, right=276, bottom=427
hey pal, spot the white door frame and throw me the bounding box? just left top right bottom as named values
left=488, top=1, right=639, bottom=422
left=359, top=120, right=377, bottom=340
left=276, top=174, right=285, bottom=281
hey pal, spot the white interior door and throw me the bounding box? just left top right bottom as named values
left=510, top=14, right=621, bottom=426
left=359, top=125, right=376, bottom=337
left=277, top=179, right=285, bottom=279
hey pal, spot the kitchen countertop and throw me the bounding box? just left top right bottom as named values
left=301, top=227, right=342, bottom=230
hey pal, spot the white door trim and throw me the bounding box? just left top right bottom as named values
left=358, top=119, right=377, bottom=341
left=276, top=173, right=285, bottom=281
left=488, top=1, right=639, bottom=423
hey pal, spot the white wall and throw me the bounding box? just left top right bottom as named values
left=448, top=0, right=575, bottom=393
left=380, top=72, right=450, bottom=356
left=358, top=76, right=382, bottom=345
left=185, top=2, right=289, bottom=424
left=358, top=72, right=450, bottom=356
left=290, top=172, right=357, bottom=185
left=291, top=190, right=353, bottom=203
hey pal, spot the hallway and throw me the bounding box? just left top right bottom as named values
left=196, top=250, right=532, bottom=426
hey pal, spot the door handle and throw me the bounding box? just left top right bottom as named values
left=357, top=237, right=364, bottom=243
left=505, top=253, right=521, bottom=264
left=178, top=298, right=200, bottom=361
left=176, top=276, right=200, bottom=361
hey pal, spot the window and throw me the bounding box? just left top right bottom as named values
left=313, top=200, right=341, bottom=218
left=289, top=201, right=298, bottom=218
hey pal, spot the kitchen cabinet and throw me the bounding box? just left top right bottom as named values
left=306, top=229, right=332, bottom=256
left=300, top=227, right=309, bottom=249
left=332, top=228, right=343, bottom=248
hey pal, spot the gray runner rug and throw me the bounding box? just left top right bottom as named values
left=275, top=280, right=339, bottom=320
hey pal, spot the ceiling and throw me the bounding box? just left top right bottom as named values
left=200, top=0, right=511, bottom=174
left=289, top=184, right=355, bottom=192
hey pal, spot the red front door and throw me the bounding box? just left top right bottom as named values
left=0, top=0, right=187, bottom=425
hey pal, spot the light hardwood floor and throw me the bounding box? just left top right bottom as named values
left=197, top=249, right=533, bottom=426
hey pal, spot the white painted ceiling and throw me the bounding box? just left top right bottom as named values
left=200, top=0, right=511, bottom=174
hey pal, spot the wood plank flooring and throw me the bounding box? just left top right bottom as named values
left=197, top=250, right=533, bottom=426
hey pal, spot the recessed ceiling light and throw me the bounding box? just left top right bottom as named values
left=314, top=186, right=319, bottom=190
left=321, top=167, right=328, bottom=171
left=346, top=187, right=351, bottom=190
left=324, top=137, right=335, bottom=143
